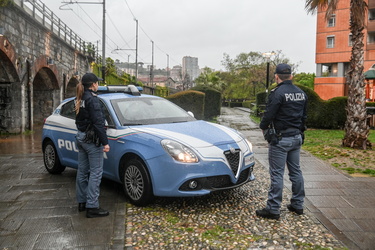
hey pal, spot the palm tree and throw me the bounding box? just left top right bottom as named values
left=305, top=0, right=371, bottom=149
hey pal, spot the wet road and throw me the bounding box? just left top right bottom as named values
left=0, top=128, right=126, bottom=249
left=0, top=128, right=42, bottom=155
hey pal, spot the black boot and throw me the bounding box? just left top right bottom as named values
left=86, top=207, right=109, bottom=218
left=256, top=208, right=280, bottom=220
left=78, top=203, right=86, bottom=212
left=287, top=204, right=304, bottom=215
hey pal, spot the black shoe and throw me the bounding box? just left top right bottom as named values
left=78, top=203, right=86, bottom=212
left=86, top=207, right=109, bottom=218
left=287, top=204, right=303, bottom=215
left=256, top=208, right=280, bottom=220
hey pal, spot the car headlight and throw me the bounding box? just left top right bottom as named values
left=161, top=139, right=199, bottom=163
left=245, top=139, right=253, bottom=152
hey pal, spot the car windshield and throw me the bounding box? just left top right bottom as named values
left=111, top=97, right=196, bottom=125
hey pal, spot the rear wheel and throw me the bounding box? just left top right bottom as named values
left=43, top=141, right=66, bottom=174
left=122, top=158, right=153, bottom=206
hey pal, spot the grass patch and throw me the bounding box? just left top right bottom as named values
left=303, top=129, right=375, bottom=177
left=249, top=114, right=375, bottom=177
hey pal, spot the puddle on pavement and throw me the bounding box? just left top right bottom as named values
left=0, top=128, right=43, bottom=155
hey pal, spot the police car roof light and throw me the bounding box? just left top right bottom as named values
left=97, top=85, right=141, bottom=96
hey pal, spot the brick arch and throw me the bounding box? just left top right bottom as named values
left=66, top=76, right=79, bottom=98
left=32, top=57, right=60, bottom=127
left=0, top=36, right=20, bottom=83
left=32, top=55, right=59, bottom=89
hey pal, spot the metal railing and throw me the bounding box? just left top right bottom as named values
left=13, top=0, right=90, bottom=54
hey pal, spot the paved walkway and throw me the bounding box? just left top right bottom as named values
left=227, top=107, right=375, bottom=250
left=0, top=134, right=126, bottom=249
left=0, top=107, right=374, bottom=249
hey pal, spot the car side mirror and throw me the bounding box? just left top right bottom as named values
left=187, top=111, right=194, bottom=118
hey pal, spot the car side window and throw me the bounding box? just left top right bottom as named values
left=60, top=100, right=76, bottom=119
left=99, top=101, right=115, bottom=128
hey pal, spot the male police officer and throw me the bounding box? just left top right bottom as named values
left=256, top=63, right=307, bottom=220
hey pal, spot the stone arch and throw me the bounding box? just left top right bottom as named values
left=66, top=76, right=79, bottom=98
left=0, top=37, right=22, bottom=133
left=32, top=55, right=60, bottom=128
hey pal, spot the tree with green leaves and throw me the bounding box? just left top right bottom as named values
left=293, top=73, right=315, bottom=89
left=195, top=67, right=226, bottom=92
left=220, top=50, right=298, bottom=100
left=305, top=0, right=371, bottom=149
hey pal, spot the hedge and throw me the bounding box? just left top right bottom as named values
left=191, top=85, right=222, bottom=119
left=166, top=90, right=205, bottom=120
left=256, top=84, right=375, bottom=129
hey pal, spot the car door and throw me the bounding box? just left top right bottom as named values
left=55, top=100, right=79, bottom=167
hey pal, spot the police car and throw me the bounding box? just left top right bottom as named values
left=42, top=85, right=255, bottom=206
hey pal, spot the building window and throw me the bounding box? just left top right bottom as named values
left=327, top=36, right=335, bottom=48
left=369, top=9, right=375, bottom=20
left=328, top=14, right=336, bottom=27
left=349, top=34, right=353, bottom=46
left=322, top=63, right=338, bottom=77
left=368, top=32, right=375, bottom=44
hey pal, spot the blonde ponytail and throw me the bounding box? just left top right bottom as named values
left=75, top=83, right=84, bottom=115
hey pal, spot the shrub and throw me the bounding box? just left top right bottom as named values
left=166, top=90, right=205, bottom=120
left=229, top=102, right=243, bottom=108
left=256, top=92, right=267, bottom=116
left=155, top=86, right=169, bottom=97
left=256, top=84, right=351, bottom=129
left=242, top=101, right=255, bottom=109
left=191, top=85, right=221, bottom=119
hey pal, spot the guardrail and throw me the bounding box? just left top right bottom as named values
left=13, top=0, right=90, bottom=54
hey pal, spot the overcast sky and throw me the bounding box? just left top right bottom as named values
left=42, top=0, right=317, bottom=73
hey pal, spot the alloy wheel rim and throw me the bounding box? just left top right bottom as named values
left=125, top=165, right=144, bottom=200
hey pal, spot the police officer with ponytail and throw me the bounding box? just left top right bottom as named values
left=256, top=64, right=307, bottom=220
left=75, top=73, right=110, bottom=218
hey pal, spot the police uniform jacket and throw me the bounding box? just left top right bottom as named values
left=259, top=80, right=307, bottom=133
left=76, top=89, right=109, bottom=146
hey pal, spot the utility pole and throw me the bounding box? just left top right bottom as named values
left=96, top=40, right=99, bottom=64
left=167, top=54, right=169, bottom=78
left=60, top=1, right=106, bottom=82
left=150, top=40, right=154, bottom=88
left=102, top=0, right=106, bottom=82
left=135, top=19, right=138, bottom=84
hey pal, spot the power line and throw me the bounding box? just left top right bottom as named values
left=121, top=0, right=180, bottom=68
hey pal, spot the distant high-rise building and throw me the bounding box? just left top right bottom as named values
left=182, top=56, right=199, bottom=81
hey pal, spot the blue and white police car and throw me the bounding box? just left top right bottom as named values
left=42, top=85, right=255, bottom=206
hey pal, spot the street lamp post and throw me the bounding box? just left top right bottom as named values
left=262, top=52, right=275, bottom=95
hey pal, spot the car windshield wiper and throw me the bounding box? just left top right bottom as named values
left=123, top=123, right=143, bottom=126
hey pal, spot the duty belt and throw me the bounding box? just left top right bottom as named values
left=279, top=128, right=301, bottom=137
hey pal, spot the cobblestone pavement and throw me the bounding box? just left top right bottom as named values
left=124, top=108, right=346, bottom=249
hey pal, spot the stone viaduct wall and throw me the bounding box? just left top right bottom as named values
left=0, top=0, right=95, bottom=133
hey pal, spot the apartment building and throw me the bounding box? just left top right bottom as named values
left=182, top=56, right=200, bottom=81
left=315, top=0, right=375, bottom=100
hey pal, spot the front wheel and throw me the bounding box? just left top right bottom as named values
left=122, top=158, right=153, bottom=206
left=43, top=141, right=66, bottom=174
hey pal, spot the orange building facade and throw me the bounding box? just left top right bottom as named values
left=315, top=0, right=375, bottom=100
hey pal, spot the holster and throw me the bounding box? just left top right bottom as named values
left=83, top=124, right=101, bottom=147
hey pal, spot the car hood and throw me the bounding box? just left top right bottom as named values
left=130, top=120, right=244, bottom=148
